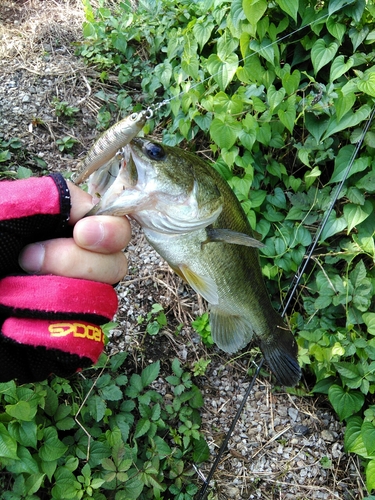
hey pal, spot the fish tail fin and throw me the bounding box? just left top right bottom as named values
left=258, top=323, right=301, bottom=387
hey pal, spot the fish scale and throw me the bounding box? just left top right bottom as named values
left=73, top=110, right=149, bottom=185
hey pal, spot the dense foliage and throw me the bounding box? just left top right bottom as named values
left=76, top=0, right=375, bottom=492
left=0, top=353, right=209, bottom=498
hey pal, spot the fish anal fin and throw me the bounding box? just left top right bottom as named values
left=209, top=307, right=254, bottom=354
left=178, top=264, right=219, bottom=305
left=203, top=227, right=264, bottom=248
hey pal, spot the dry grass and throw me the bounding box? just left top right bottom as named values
left=0, top=0, right=85, bottom=72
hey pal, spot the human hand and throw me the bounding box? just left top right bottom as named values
left=19, top=181, right=131, bottom=285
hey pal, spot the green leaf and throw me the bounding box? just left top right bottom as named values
left=344, top=416, right=364, bottom=452
left=134, top=418, right=151, bottom=438
left=330, top=55, right=354, bottom=82
left=327, top=17, right=346, bottom=41
left=182, top=36, right=199, bottom=80
left=10, top=421, right=37, bottom=448
left=0, top=423, right=18, bottom=460
left=311, top=38, right=339, bottom=75
left=328, top=385, right=364, bottom=421
left=357, top=71, right=375, bottom=98
left=206, top=52, right=239, bottom=91
left=362, top=422, right=375, bottom=456
left=110, top=351, right=128, bottom=370
left=172, top=358, right=184, bottom=378
left=193, top=436, right=210, bottom=463
left=152, top=436, right=172, bottom=459
left=363, top=312, right=375, bottom=335
left=250, top=38, right=274, bottom=65
left=304, top=113, right=329, bottom=143
left=56, top=417, right=76, bottom=431
left=350, top=25, right=370, bottom=51
left=267, top=85, right=286, bottom=111
left=25, top=472, right=45, bottom=495
left=328, top=0, right=353, bottom=16
left=16, top=166, right=33, bottom=179
left=121, top=470, right=144, bottom=499
left=0, top=150, right=11, bottom=162
left=87, top=441, right=111, bottom=468
left=100, top=384, right=123, bottom=401
left=322, top=104, right=372, bottom=142
left=52, top=466, right=81, bottom=499
left=278, top=95, right=296, bottom=133
left=334, top=90, right=356, bottom=122
left=210, top=117, right=242, bottom=149
left=282, top=69, right=300, bottom=94
left=5, top=401, right=35, bottom=421
left=141, top=361, right=160, bottom=388
left=334, top=362, right=360, bottom=379
left=87, top=395, right=107, bottom=422
left=366, top=460, right=375, bottom=492
left=275, top=0, right=298, bottom=21
left=329, top=145, right=370, bottom=184
left=344, top=200, right=373, bottom=233
left=7, top=445, right=40, bottom=475
left=243, top=0, right=267, bottom=25
left=193, top=20, right=214, bottom=51
left=39, top=427, right=68, bottom=461
left=320, top=211, right=347, bottom=241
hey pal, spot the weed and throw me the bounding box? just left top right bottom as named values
left=52, top=97, right=80, bottom=123
left=137, top=303, right=168, bottom=337
left=192, top=358, right=211, bottom=377
left=192, top=313, right=213, bottom=347
left=56, top=136, right=78, bottom=153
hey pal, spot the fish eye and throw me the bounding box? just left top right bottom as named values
left=143, top=142, right=166, bottom=161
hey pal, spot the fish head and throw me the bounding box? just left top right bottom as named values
left=88, top=138, right=223, bottom=234
left=125, top=110, right=149, bottom=132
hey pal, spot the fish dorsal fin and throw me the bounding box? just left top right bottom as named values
left=203, top=227, right=264, bottom=248
left=209, top=307, right=254, bottom=353
left=178, top=264, right=219, bottom=305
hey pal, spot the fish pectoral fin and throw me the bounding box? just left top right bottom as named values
left=178, top=264, right=219, bottom=305
left=209, top=307, right=253, bottom=353
left=203, top=227, right=264, bottom=248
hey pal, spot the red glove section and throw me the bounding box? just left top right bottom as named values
left=0, top=275, right=117, bottom=359
left=0, top=174, right=119, bottom=383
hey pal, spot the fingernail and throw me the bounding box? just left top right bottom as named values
left=19, top=243, right=45, bottom=273
left=76, top=220, right=105, bottom=248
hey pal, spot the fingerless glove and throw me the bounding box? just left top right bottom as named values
left=0, top=174, right=118, bottom=382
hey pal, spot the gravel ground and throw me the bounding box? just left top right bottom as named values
left=0, top=1, right=365, bottom=498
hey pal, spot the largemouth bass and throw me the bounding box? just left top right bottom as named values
left=87, top=138, right=301, bottom=386
left=73, top=110, right=149, bottom=185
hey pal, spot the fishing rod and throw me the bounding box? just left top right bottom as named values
left=195, top=105, right=375, bottom=499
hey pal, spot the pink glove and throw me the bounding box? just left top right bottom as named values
left=0, top=174, right=118, bottom=382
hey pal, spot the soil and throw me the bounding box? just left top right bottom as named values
left=0, top=1, right=366, bottom=498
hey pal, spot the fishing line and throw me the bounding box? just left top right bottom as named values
left=196, top=358, right=264, bottom=500
left=147, top=1, right=355, bottom=114
left=281, top=103, right=375, bottom=317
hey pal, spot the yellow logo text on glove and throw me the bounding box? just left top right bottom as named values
left=48, top=322, right=103, bottom=342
